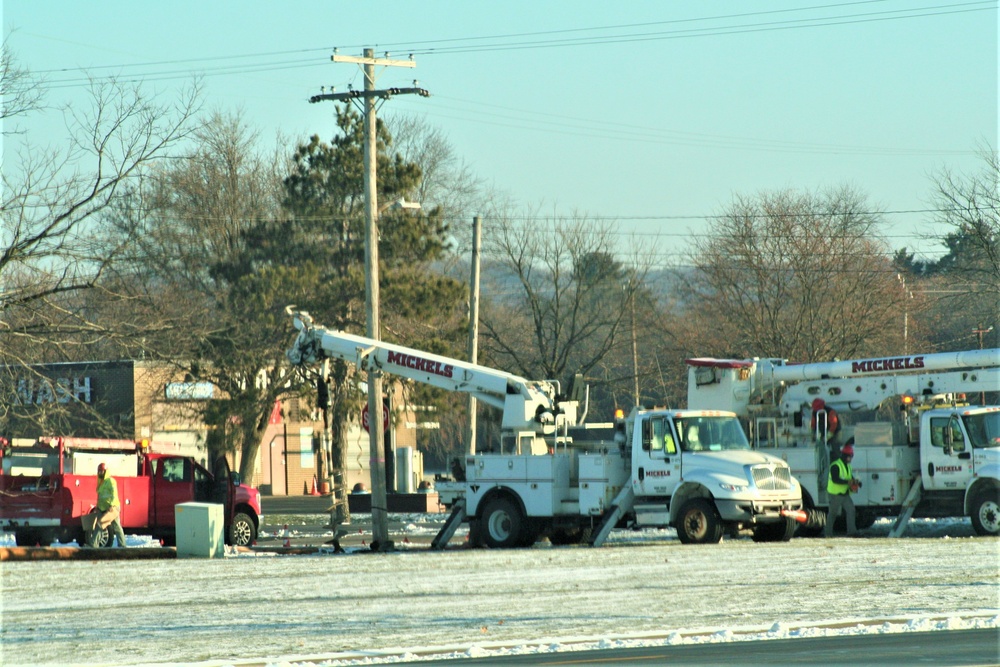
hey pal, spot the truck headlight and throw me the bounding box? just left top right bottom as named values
left=719, top=482, right=748, bottom=493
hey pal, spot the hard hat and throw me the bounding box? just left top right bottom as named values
left=841, top=444, right=855, bottom=456
left=811, top=398, right=826, bottom=410
left=97, top=462, right=107, bottom=474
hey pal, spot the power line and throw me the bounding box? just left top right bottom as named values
left=404, top=3, right=995, bottom=56
left=30, top=2, right=995, bottom=87
left=398, top=96, right=976, bottom=157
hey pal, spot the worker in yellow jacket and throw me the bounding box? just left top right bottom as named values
left=89, top=462, right=128, bottom=547
left=824, top=444, right=862, bottom=538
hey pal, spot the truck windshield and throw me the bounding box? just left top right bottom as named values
left=674, top=416, right=751, bottom=452
left=963, top=412, right=1000, bottom=449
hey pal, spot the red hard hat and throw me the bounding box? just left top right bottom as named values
left=841, top=445, right=854, bottom=456
left=811, top=398, right=826, bottom=410
left=97, top=462, right=107, bottom=474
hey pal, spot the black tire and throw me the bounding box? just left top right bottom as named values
left=84, top=527, right=110, bottom=548
left=468, top=519, right=483, bottom=548
left=481, top=497, right=525, bottom=549
left=14, top=530, right=40, bottom=547
left=752, top=518, right=796, bottom=542
left=970, top=489, right=1000, bottom=536
left=228, top=511, right=257, bottom=547
left=676, top=499, right=723, bottom=545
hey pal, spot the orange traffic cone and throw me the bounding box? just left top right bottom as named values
left=310, top=476, right=320, bottom=496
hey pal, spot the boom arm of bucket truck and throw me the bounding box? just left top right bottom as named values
left=688, top=349, right=1000, bottom=419
left=286, top=307, right=579, bottom=433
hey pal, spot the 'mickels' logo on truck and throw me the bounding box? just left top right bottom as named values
left=386, top=351, right=454, bottom=379
left=852, top=356, right=925, bottom=374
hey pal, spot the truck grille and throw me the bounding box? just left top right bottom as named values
left=751, top=464, right=792, bottom=491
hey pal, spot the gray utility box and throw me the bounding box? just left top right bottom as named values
left=175, top=502, right=225, bottom=558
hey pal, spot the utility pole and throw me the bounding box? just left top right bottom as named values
left=631, top=290, right=639, bottom=407
left=310, top=48, right=428, bottom=551
left=465, top=216, right=482, bottom=456
left=972, top=324, right=994, bottom=405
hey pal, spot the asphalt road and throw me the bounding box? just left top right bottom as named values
left=434, top=629, right=1000, bottom=666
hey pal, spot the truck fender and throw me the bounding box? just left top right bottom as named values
left=965, top=464, right=1000, bottom=514
left=473, top=486, right=527, bottom=521
left=668, top=481, right=713, bottom=525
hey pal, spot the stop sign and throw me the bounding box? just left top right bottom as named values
left=361, top=401, right=390, bottom=433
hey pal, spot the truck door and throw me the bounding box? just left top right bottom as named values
left=633, top=415, right=681, bottom=498
left=922, top=414, right=973, bottom=492
left=150, top=456, right=195, bottom=528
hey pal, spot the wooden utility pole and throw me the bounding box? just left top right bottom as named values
left=972, top=324, right=994, bottom=405
left=310, top=48, right=427, bottom=551
left=465, top=216, right=482, bottom=455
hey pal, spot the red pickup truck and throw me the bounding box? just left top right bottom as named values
left=0, top=437, right=262, bottom=548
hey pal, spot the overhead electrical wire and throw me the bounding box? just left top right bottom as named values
left=27, top=1, right=992, bottom=159
left=32, top=1, right=996, bottom=87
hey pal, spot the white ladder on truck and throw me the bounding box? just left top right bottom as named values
left=888, top=478, right=923, bottom=538
left=431, top=499, right=467, bottom=550
left=588, top=485, right=635, bottom=548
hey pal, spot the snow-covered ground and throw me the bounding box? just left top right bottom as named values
left=1, top=516, right=997, bottom=667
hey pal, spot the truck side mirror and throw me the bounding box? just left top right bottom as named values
left=946, top=417, right=965, bottom=453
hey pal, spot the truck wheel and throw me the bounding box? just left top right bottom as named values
left=481, top=498, right=525, bottom=549
left=14, top=530, right=40, bottom=547
left=676, top=499, right=723, bottom=544
left=970, top=490, right=1000, bottom=536
left=83, top=527, right=110, bottom=548
left=752, top=518, right=796, bottom=542
left=228, top=512, right=257, bottom=547
left=468, top=519, right=484, bottom=548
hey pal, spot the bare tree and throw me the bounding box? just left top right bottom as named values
left=1, top=76, right=201, bottom=328
left=104, top=110, right=292, bottom=482
left=1, top=39, right=45, bottom=125
left=926, top=145, right=1000, bottom=349
left=478, top=206, right=653, bottom=400
left=385, top=114, right=484, bottom=226
left=684, top=187, right=911, bottom=362
left=0, top=60, right=201, bottom=430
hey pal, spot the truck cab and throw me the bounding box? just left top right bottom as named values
left=625, top=409, right=801, bottom=544
left=919, top=406, right=1000, bottom=535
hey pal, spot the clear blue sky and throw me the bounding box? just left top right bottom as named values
left=4, top=1, right=997, bottom=262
